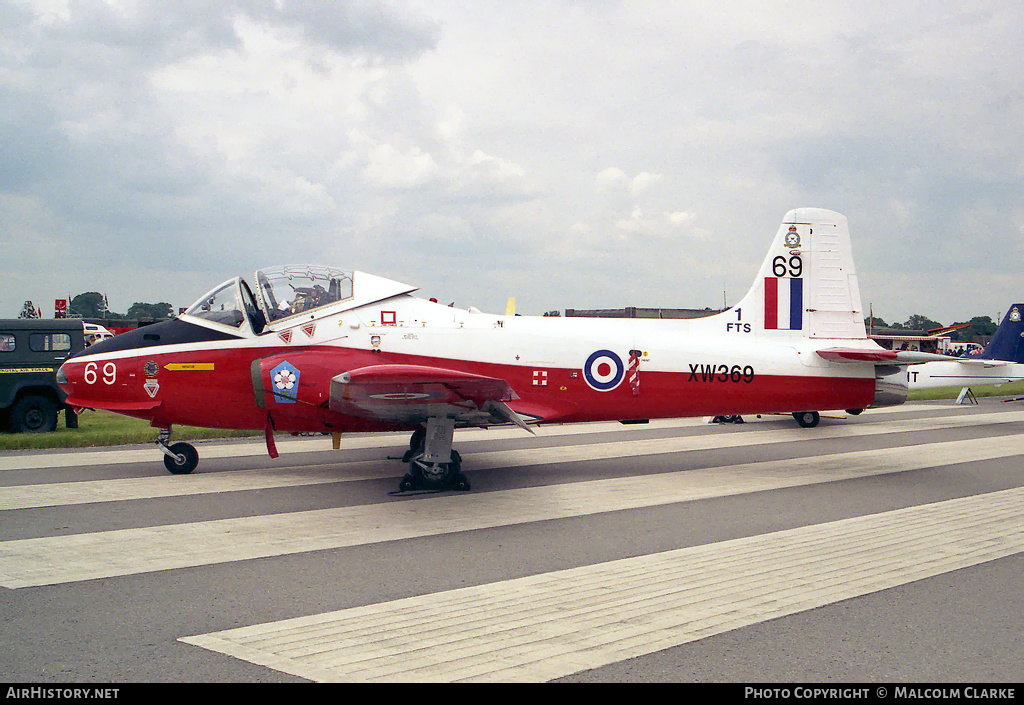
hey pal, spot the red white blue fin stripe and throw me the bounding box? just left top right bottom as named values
left=764, top=277, right=803, bottom=331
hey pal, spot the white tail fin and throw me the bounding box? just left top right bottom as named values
left=733, top=208, right=867, bottom=340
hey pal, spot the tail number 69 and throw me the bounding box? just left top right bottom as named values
left=84, top=362, right=117, bottom=385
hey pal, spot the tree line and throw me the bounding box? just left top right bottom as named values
left=866, top=313, right=997, bottom=342
left=67, top=292, right=174, bottom=321
left=22, top=292, right=1004, bottom=342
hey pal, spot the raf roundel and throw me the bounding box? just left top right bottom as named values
left=583, top=349, right=625, bottom=391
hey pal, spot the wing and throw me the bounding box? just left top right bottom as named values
left=328, top=363, right=533, bottom=431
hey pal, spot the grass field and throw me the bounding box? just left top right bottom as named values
left=1, top=380, right=1022, bottom=452
left=907, top=379, right=1024, bottom=401
left=0, top=410, right=260, bottom=451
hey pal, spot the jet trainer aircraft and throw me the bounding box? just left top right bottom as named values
left=909, top=304, right=1024, bottom=389
left=58, top=208, right=940, bottom=491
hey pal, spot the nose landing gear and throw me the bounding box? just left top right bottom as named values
left=156, top=427, right=199, bottom=474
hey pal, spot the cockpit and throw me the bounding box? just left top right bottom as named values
left=183, top=265, right=355, bottom=336
left=256, top=265, right=354, bottom=322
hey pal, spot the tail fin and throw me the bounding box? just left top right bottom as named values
left=976, top=304, right=1024, bottom=362
left=733, top=208, right=866, bottom=340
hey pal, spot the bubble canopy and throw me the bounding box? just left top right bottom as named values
left=183, top=265, right=355, bottom=335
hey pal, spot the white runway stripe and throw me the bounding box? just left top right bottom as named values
left=1, top=408, right=1021, bottom=510
left=0, top=403, right=929, bottom=471
left=180, top=487, right=1024, bottom=682
left=0, top=417, right=702, bottom=471
left=2, top=433, right=1024, bottom=588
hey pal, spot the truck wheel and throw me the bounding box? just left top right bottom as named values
left=11, top=395, right=59, bottom=433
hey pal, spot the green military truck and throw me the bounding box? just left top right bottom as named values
left=0, top=319, right=86, bottom=432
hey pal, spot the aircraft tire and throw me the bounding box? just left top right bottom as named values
left=163, top=442, right=199, bottom=475
left=402, top=428, right=427, bottom=462
left=10, top=395, right=58, bottom=433
left=846, top=408, right=864, bottom=415
left=408, top=449, right=463, bottom=490
left=793, top=411, right=820, bottom=428
left=409, top=428, right=426, bottom=450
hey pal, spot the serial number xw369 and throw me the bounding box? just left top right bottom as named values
left=687, top=364, right=755, bottom=383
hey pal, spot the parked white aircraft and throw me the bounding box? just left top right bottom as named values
left=909, top=304, right=1024, bottom=389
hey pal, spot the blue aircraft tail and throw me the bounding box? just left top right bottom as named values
left=976, top=304, right=1024, bottom=362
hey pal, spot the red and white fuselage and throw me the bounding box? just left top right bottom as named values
left=58, top=209, right=905, bottom=446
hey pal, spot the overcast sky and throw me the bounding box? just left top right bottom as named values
left=3, top=0, right=1022, bottom=325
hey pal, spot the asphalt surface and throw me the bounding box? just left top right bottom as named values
left=1, top=400, right=1022, bottom=684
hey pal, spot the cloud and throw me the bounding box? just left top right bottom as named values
left=362, top=142, right=440, bottom=187
left=2, top=1, right=1023, bottom=323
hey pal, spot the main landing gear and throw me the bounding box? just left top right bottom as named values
left=397, top=418, right=471, bottom=492
left=156, top=427, right=199, bottom=474
left=792, top=409, right=862, bottom=428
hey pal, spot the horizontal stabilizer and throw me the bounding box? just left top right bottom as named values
left=817, top=348, right=951, bottom=365
left=816, top=348, right=896, bottom=362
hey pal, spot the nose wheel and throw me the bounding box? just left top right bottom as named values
left=163, top=442, right=199, bottom=474
left=156, top=428, right=199, bottom=474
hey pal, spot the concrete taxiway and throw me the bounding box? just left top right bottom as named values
left=1, top=400, right=1021, bottom=682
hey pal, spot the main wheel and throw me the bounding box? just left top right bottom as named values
left=10, top=395, right=58, bottom=433
left=793, top=411, right=820, bottom=428
left=163, top=442, right=199, bottom=474
left=409, top=427, right=426, bottom=450
left=402, top=427, right=427, bottom=462
left=407, top=449, right=465, bottom=489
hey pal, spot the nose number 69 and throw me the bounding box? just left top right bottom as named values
left=84, top=362, right=117, bottom=385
